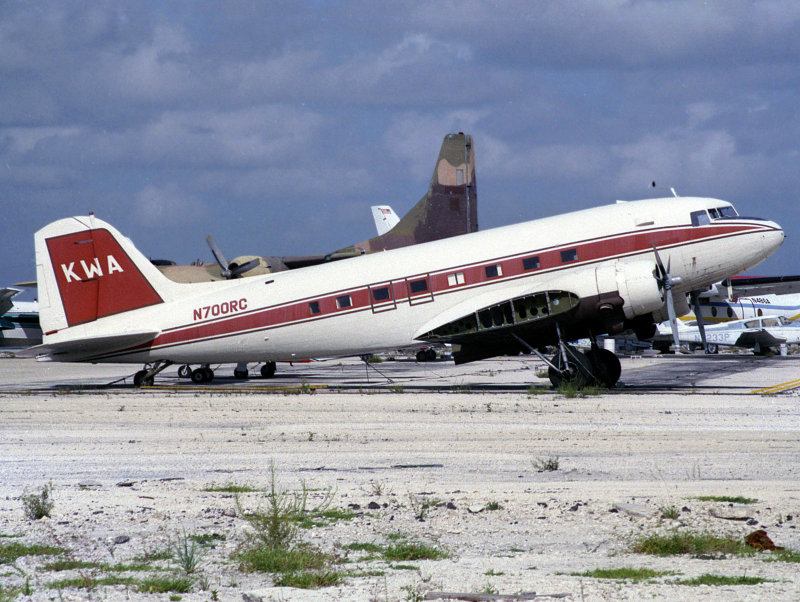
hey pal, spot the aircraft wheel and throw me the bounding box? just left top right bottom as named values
left=261, top=362, right=276, bottom=378
left=178, top=364, right=192, bottom=378
left=191, top=368, right=207, bottom=384
left=548, top=345, right=594, bottom=388
left=416, top=350, right=426, bottom=362
left=425, top=348, right=437, bottom=361
left=705, top=343, right=719, bottom=355
left=134, top=370, right=153, bottom=387
left=204, top=367, right=215, bottom=382
left=233, top=368, right=249, bottom=379
left=585, top=348, right=621, bottom=388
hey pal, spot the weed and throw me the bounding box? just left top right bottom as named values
left=364, top=355, right=383, bottom=364
left=0, top=542, right=64, bottom=564
left=368, top=480, right=390, bottom=496
left=694, top=495, right=758, bottom=504
left=484, top=569, right=505, bottom=576
left=388, top=385, right=405, bottom=393
left=556, top=381, right=603, bottom=398
left=532, top=456, right=560, bottom=472
left=632, top=531, right=753, bottom=557
left=237, top=544, right=332, bottom=574
left=171, top=528, right=204, bottom=574
left=344, top=542, right=383, bottom=554
left=42, top=559, right=100, bottom=571
left=483, top=501, right=502, bottom=511
left=21, top=483, right=54, bottom=520
left=190, top=533, right=226, bottom=547
left=764, top=548, right=800, bottom=563
left=659, top=505, right=680, bottom=519
left=48, top=575, right=135, bottom=590
left=569, top=567, right=678, bottom=580
left=407, top=494, right=440, bottom=521
left=675, top=573, right=768, bottom=586
left=383, top=541, right=448, bottom=562
left=138, top=575, right=194, bottom=593
left=273, top=570, right=343, bottom=588
left=135, top=548, right=172, bottom=562
left=203, top=482, right=259, bottom=493
left=0, top=584, right=22, bottom=602
left=393, top=564, right=419, bottom=570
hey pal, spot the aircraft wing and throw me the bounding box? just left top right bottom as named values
left=0, top=287, right=21, bottom=317
left=414, top=283, right=581, bottom=364
left=734, top=329, right=786, bottom=349
left=17, top=331, right=159, bottom=362
left=724, top=275, right=800, bottom=297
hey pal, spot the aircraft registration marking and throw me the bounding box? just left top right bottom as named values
left=192, top=298, right=248, bottom=321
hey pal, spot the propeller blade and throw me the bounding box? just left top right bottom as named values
left=690, top=292, right=708, bottom=353
left=665, top=286, right=682, bottom=350
left=206, top=236, right=232, bottom=278
left=229, top=258, right=260, bottom=277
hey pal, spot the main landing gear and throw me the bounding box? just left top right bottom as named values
left=133, top=360, right=173, bottom=387
left=513, top=329, right=622, bottom=389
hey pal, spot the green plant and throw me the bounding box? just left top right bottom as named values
left=274, top=570, right=342, bottom=588
left=407, top=494, right=440, bottom=521
left=138, top=575, right=193, bottom=593
left=0, top=542, right=64, bottom=564
left=21, top=483, right=54, bottom=520
left=171, top=529, right=204, bottom=574
left=632, top=531, right=753, bottom=557
left=203, top=482, right=259, bottom=493
left=532, top=456, right=560, bottom=472
left=675, top=573, right=768, bottom=586
left=0, top=583, right=22, bottom=601
left=483, top=501, right=502, bottom=511
left=556, top=381, right=602, bottom=398
left=660, top=505, right=680, bottom=519
left=569, top=567, right=677, bottom=581
left=383, top=540, right=448, bottom=562
left=694, top=495, right=758, bottom=504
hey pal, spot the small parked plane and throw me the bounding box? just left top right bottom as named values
left=22, top=194, right=783, bottom=388
left=654, top=315, right=800, bottom=355
left=0, top=288, right=41, bottom=348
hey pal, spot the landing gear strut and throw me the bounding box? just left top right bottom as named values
left=134, top=360, right=173, bottom=387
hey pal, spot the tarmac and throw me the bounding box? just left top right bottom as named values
left=1, top=352, right=800, bottom=600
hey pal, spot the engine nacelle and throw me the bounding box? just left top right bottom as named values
left=615, top=260, right=664, bottom=320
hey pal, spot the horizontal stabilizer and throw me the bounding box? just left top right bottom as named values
left=18, top=330, right=159, bottom=361
left=0, top=287, right=21, bottom=317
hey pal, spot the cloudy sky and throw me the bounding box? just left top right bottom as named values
left=2, top=1, right=799, bottom=292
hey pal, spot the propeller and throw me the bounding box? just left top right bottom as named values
left=206, top=236, right=260, bottom=279
left=653, top=245, right=684, bottom=352
left=690, top=292, right=709, bottom=353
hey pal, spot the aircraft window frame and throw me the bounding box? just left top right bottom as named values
left=727, top=307, right=733, bottom=318
left=718, top=206, right=738, bottom=218
left=336, top=295, right=352, bottom=309
left=744, top=319, right=759, bottom=328
left=762, top=318, right=780, bottom=327
left=560, top=249, right=578, bottom=263
left=708, top=208, right=720, bottom=219
left=522, top=256, right=540, bottom=271
left=308, top=301, right=320, bottom=315
left=372, top=286, right=391, bottom=302
left=447, top=272, right=465, bottom=286
left=485, top=264, right=502, bottom=279
left=408, top=278, right=429, bottom=295
left=691, top=210, right=710, bottom=226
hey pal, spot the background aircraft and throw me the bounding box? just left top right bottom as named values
left=371, top=205, right=400, bottom=236
left=654, top=315, right=800, bottom=355
left=0, top=288, right=41, bottom=348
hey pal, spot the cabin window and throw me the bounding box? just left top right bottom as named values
left=718, top=206, right=737, bottom=218
left=757, top=308, right=763, bottom=317
left=522, top=256, right=540, bottom=271
left=308, top=301, right=320, bottom=315
left=372, top=287, right=391, bottom=302
left=727, top=307, right=733, bottom=318
left=708, top=208, right=720, bottom=219
left=336, top=295, right=352, bottom=309
left=690, top=210, right=710, bottom=226
left=711, top=306, right=718, bottom=317
left=560, top=249, right=578, bottom=263
left=409, top=279, right=428, bottom=294
left=485, top=264, right=502, bottom=278
left=447, top=272, right=465, bottom=286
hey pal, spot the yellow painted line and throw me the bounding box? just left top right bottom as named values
left=750, top=377, right=800, bottom=395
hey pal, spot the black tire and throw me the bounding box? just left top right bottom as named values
left=191, top=368, right=207, bottom=384
left=705, top=343, right=719, bottom=354
left=133, top=370, right=152, bottom=387
left=233, top=369, right=248, bottom=379
left=585, top=348, right=621, bottom=388
left=261, top=362, right=276, bottom=378
left=425, top=348, right=437, bottom=361
left=416, top=349, right=426, bottom=362
left=548, top=345, right=594, bottom=388
left=204, top=367, right=214, bottom=382
left=178, top=365, right=192, bottom=378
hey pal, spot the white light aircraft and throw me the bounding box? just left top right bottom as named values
left=23, top=196, right=783, bottom=387
left=0, top=288, right=41, bottom=348
left=655, top=315, right=800, bottom=355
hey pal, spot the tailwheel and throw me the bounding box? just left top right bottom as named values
left=261, top=361, right=276, bottom=378
left=547, top=344, right=594, bottom=388
left=585, top=347, right=621, bottom=388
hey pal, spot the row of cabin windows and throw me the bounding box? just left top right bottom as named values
left=306, top=250, right=581, bottom=315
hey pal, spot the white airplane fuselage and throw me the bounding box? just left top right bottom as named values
left=32, top=197, right=783, bottom=366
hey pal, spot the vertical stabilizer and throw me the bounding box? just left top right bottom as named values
left=35, top=215, right=176, bottom=333
left=338, top=132, right=478, bottom=254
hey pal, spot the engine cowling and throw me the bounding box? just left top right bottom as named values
left=615, top=260, right=664, bottom=319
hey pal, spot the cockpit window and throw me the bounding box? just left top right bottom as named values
left=717, top=206, right=737, bottom=218
left=690, top=210, right=710, bottom=226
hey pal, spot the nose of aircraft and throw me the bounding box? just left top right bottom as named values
left=763, top=219, right=785, bottom=255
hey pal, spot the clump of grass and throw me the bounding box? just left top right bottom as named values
left=43, top=559, right=101, bottom=571
left=383, top=540, right=448, bottom=562
left=190, top=533, right=226, bottom=547
left=48, top=575, right=135, bottom=590
left=0, top=542, right=64, bottom=564
left=483, top=501, right=502, bottom=511
left=21, top=483, right=54, bottom=520
left=764, top=549, right=800, bottom=563
left=171, top=529, right=204, bottom=574
left=694, top=495, right=758, bottom=504
left=0, top=584, right=22, bottom=601
left=675, top=574, right=768, bottom=586
left=570, top=567, right=678, bottom=581
left=203, top=482, right=259, bottom=493
left=407, top=494, right=440, bottom=521
left=138, top=575, right=194, bottom=593
left=274, top=569, right=342, bottom=588
left=660, top=505, right=680, bottom=519
left=532, top=456, right=560, bottom=472
left=632, top=531, right=753, bottom=557
left=556, top=381, right=602, bottom=398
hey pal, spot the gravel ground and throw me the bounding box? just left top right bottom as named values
left=1, top=357, right=800, bottom=601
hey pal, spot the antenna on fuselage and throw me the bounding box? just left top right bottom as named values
left=651, top=181, right=679, bottom=198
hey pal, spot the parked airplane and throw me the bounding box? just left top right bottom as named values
left=22, top=195, right=783, bottom=388
left=0, top=288, right=41, bottom=348
left=655, top=315, right=800, bottom=355
left=156, top=132, right=478, bottom=283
